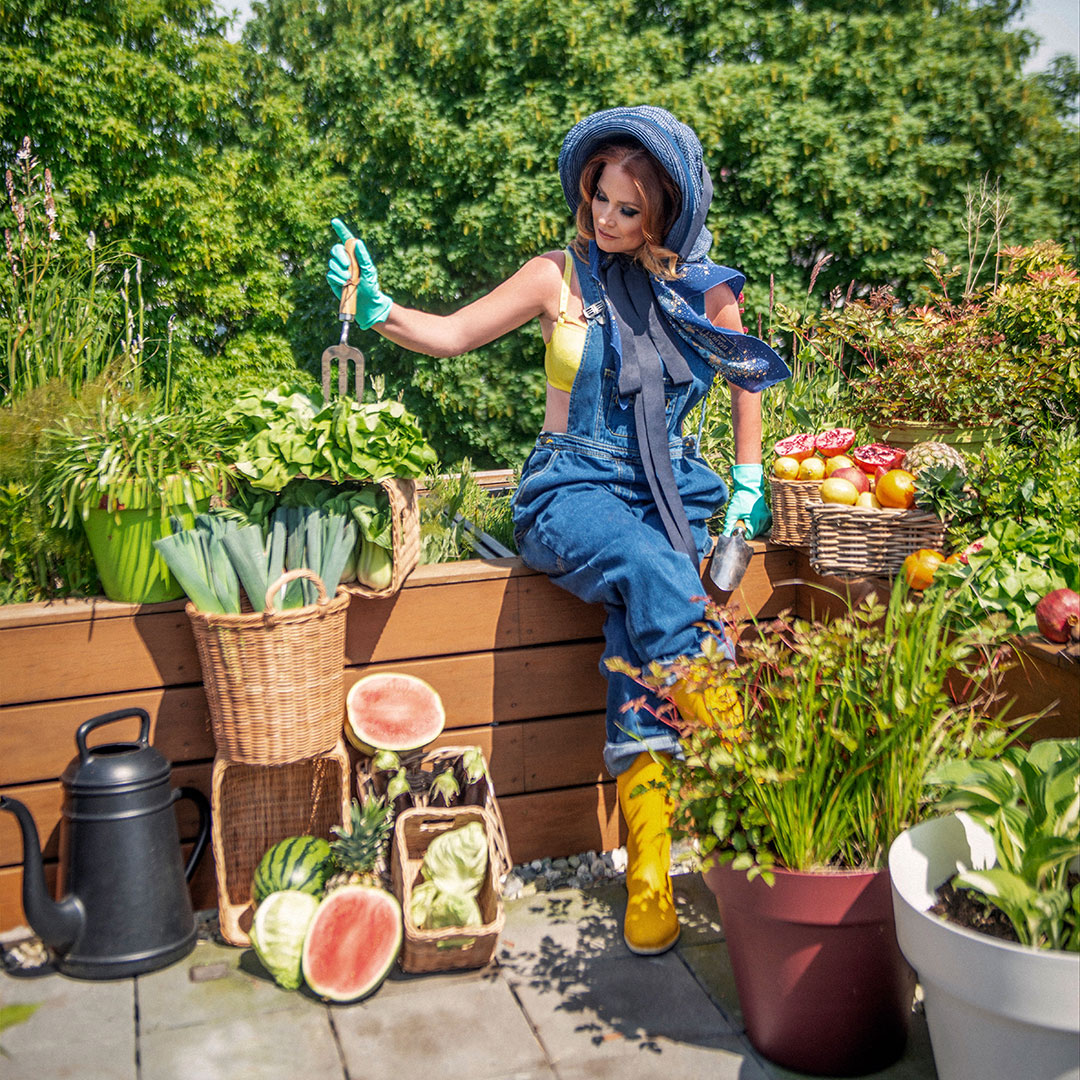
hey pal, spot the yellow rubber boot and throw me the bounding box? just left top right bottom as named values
left=668, top=677, right=744, bottom=740
left=617, top=752, right=680, bottom=955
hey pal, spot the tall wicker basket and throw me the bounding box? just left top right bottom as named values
left=769, top=478, right=822, bottom=547
left=390, top=805, right=505, bottom=974
left=211, top=739, right=351, bottom=946
left=343, top=477, right=421, bottom=599
left=187, top=568, right=350, bottom=765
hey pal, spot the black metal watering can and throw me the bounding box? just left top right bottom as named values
left=1, top=707, right=210, bottom=979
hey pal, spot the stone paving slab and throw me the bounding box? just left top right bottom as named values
left=137, top=938, right=315, bottom=1034
left=496, top=874, right=723, bottom=967
left=505, top=950, right=737, bottom=1062
left=0, top=972, right=136, bottom=1080
left=332, top=970, right=550, bottom=1080
left=138, top=1003, right=342, bottom=1080
left=549, top=1034, right=771, bottom=1080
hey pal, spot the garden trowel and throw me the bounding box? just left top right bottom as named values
left=321, top=237, right=365, bottom=401
left=709, top=522, right=752, bottom=592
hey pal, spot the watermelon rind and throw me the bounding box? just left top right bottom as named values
left=345, top=672, right=446, bottom=755
left=301, top=885, right=403, bottom=1002
left=252, top=836, right=332, bottom=905
left=250, top=889, right=320, bottom=991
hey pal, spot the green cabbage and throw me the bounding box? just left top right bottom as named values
left=420, top=821, right=488, bottom=897
left=250, top=890, right=320, bottom=990
left=410, top=880, right=483, bottom=930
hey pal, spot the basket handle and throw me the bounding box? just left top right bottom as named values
left=264, top=568, right=330, bottom=611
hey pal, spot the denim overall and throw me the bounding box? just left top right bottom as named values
left=512, top=249, right=732, bottom=777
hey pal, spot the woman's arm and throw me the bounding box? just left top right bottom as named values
left=704, top=282, right=764, bottom=466
left=376, top=254, right=563, bottom=358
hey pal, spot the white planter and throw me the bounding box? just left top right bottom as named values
left=889, top=813, right=1080, bottom=1080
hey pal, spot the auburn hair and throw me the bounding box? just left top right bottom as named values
left=571, top=141, right=683, bottom=279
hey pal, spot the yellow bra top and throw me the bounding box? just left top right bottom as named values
left=544, top=250, right=588, bottom=393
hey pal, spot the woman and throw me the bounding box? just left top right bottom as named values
left=327, top=105, right=789, bottom=955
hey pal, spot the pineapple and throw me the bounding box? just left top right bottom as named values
left=902, top=441, right=967, bottom=478
left=325, top=797, right=395, bottom=891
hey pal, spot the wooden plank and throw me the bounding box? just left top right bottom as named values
left=1, top=687, right=215, bottom=787
left=346, top=641, right=607, bottom=728
left=999, top=649, right=1079, bottom=741
left=498, top=782, right=625, bottom=865
left=0, top=764, right=212, bottom=870
left=1, top=608, right=202, bottom=706
left=522, top=713, right=607, bottom=792
left=705, top=544, right=800, bottom=621
left=344, top=573, right=604, bottom=663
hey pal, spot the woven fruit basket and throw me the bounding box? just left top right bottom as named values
left=769, top=478, right=823, bottom=547
left=342, top=476, right=421, bottom=600
left=187, top=568, right=349, bottom=765
left=357, top=745, right=513, bottom=884
left=808, top=503, right=948, bottom=578
left=212, top=738, right=351, bottom=946
left=390, top=805, right=506, bottom=974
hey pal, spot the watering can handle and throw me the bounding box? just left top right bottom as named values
left=76, top=708, right=152, bottom=764
left=174, top=787, right=211, bottom=883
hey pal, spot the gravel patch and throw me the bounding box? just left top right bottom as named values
left=501, top=840, right=700, bottom=900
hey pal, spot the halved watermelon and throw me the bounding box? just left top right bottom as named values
left=345, top=672, right=446, bottom=754
left=301, top=885, right=402, bottom=1002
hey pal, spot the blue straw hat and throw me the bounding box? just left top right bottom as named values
left=558, top=105, right=713, bottom=262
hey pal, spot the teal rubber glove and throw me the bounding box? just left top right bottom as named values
left=326, top=218, right=394, bottom=329
left=722, top=463, right=771, bottom=539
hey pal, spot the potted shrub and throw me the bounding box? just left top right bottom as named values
left=888, top=738, right=1079, bottom=1080
left=611, top=579, right=1023, bottom=1075
left=788, top=242, right=1078, bottom=450
left=41, top=392, right=229, bottom=603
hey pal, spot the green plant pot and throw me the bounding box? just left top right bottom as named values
left=867, top=421, right=992, bottom=452
left=81, top=479, right=211, bottom=604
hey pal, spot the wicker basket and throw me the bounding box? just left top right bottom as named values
left=808, top=502, right=948, bottom=578
left=769, top=478, right=823, bottom=547
left=187, top=568, right=350, bottom=765
left=357, top=745, right=513, bottom=883
left=211, top=739, right=351, bottom=946
left=343, top=477, right=421, bottom=600
left=390, top=806, right=506, bottom=974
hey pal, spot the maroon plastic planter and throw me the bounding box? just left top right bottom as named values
left=703, top=861, right=916, bottom=1076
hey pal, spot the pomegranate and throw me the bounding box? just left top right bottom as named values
left=773, top=433, right=815, bottom=462
left=852, top=443, right=906, bottom=473
left=814, top=428, right=856, bottom=458
left=1035, top=589, right=1080, bottom=644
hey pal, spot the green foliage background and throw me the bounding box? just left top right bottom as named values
left=2, top=0, right=1078, bottom=466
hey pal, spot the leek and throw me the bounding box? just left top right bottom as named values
left=222, top=522, right=271, bottom=611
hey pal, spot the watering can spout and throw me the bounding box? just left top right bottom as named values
left=0, top=795, right=83, bottom=954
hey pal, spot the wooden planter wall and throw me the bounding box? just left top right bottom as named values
left=1, top=545, right=1075, bottom=933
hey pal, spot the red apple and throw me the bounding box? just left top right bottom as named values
left=831, top=467, right=870, bottom=495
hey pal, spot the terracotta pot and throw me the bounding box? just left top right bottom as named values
left=703, top=861, right=915, bottom=1076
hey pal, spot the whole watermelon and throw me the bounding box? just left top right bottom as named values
left=252, top=836, right=332, bottom=905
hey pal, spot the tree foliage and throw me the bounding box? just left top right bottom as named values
left=2, top=0, right=1076, bottom=465
left=0, top=0, right=343, bottom=405
left=248, top=0, right=1077, bottom=463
